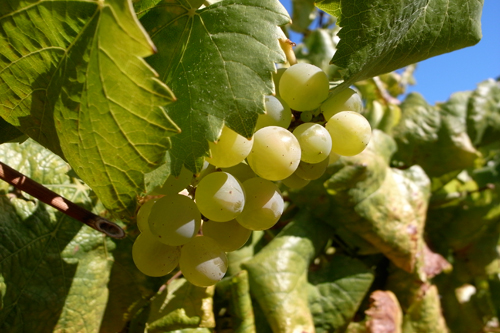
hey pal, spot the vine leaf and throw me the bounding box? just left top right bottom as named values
left=315, top=0, right=483, bottom=89
left=324, top=131, right=431, bottom=272
left=138, top=0, right=290, bottom=174
left=392, top=92, right=479, bottom=177
left=147, top=279, right=215, bottom=331
left=243, top=213, right=372, bottom=332
left=0, top=0, right=179, bottom=217
left=0, top=140, right=113, bottom=332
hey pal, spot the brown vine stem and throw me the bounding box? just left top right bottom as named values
left=0, top=161, right=126, bottom=239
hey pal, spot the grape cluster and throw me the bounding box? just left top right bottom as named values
left=132, top=62, right=372, bottom=287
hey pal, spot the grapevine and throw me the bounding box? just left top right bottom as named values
left=0, top=0, right=495, bottom=332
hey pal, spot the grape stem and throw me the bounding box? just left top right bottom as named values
left=372, top=76, right=401, bottom=105
left=279, top=38, right=297, bottom=66
left=0, top=161, right=126, bottom=239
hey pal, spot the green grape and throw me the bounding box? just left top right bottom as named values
left=151, top=166, right=193, bottom=195
left=321, top=88, right=363, bottom=120
left=202, top=219, right=252, bottom=252
left=136, top=198, right=157, bottom=233
left=195, top=172, right=245, bottom=222
left=279, top=63, right=329, bottom=111
left=148, top=194, right=201, bottom=246
left=292, top=122, right=332, bottom=164
left=192, top=160, right=217, bottom=187
left=326, top=111, right=372, bottom=156
left=255, top=96, right=292, bottom=131
left=246, top=126, right=301, bottom=181
left=236, top=177, right=284, bottom=231
left=206, top=126, right=253, bottom=168
left=132, top=232, right=180, bottom=277
left=328, top=150, right=341, bottom=165
left=281, top=172, right=310, bottom=190
left=300, top=111, right=313, bottom=122
left=273, top=67, right=287, bottom=97
left=179, top=235, right=228, bottom=287
left=294, top=158, right=329, bottom=180
left=221, top=162, right=256, bottom=183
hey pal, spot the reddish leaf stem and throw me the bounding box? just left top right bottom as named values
left=0, top=161, right=126, bottom=239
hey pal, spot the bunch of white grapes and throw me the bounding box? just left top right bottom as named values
left=132, top=62, right=372, bottom=287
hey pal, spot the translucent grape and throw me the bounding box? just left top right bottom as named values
left=273, top=67, right=287, bottom=97
left=326, top=111, right=372, bottom=156
left=321, top=88, right=363, bottom=120
left=148, top=194, right=201, bottom=246
left=179, top=236, right=228, bottom=287
left=195, top=172, right=245, bottom=222
left=206, top=126, right=253, bottom=168
left=132, top=233, right=180, bottom=277
left=279, top=63, right=329, bottom=111
left=293, top=123, right=332, bottom=163
left=246, top=126, right=301, bottom=181
left=151, top=166, right=193, bottom=195
left=221, top=162, right=256, bottom=183
left=294, top=158, right=329, bottom=180
left=300, top=111, right=313, bottom=123
left=136, top=198, right=157, bottom=233
left=202, top=219, right=252, bottom=252
left=328, top=150, right=341, bottom=165
left=192, top=160, right=217, bottom=187
left=255, top=96, right=292, bottom=131
left=281, top=172, right=310, bottom=190
left=236, top=177, right=284, bottom=231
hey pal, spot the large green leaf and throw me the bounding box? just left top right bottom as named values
left=315, top=0, right=483, bottom=89
left=0, top=0, right=179, bottom=217
left=215, top=270, right=255, bottom=332
left=324, top=131, right=431, bottom=272
left=137, top=0, right=290, bottom=174
left=243, top=213, right=333, bottom=332
left=402, top=285, right=449, bottom=333
left=0, top=140, right=112, bottom=332
left=308, top=255, right=374, bottom=333
left=426, top=171, right=500, bottom=252
left=392, top=92, right=479, bottom=177
left=146, top=279, right=215, bottom=331
left=466, top=79, right=500, bottom=148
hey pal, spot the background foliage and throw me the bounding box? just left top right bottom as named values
left=1, top=0, right=499, bottom=332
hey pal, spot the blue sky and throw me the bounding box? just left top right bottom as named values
left=280, top=0, right=500, bottom=105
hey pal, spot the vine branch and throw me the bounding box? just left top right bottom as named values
left=0, top=161, right=126, bottom=239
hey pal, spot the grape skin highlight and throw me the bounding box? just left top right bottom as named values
left=179, top=236, right=228, bottom=287
left=148, top=194, right=201, bottom=246
left=195, top=172, right=246, bottom=222
left=236, top=177, right=284, bottom=231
